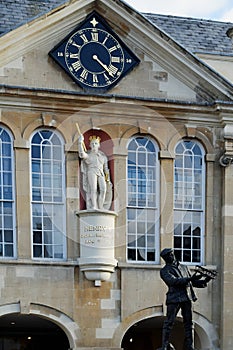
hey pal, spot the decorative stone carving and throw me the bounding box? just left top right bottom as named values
left=219, top=124, right=233, bottom=167
left=219, top=154, right=233, bottom=167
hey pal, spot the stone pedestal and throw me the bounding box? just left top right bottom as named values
left=77, top=210, right=118, bottom=285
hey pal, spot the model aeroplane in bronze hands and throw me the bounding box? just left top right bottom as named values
left=195, top=265, right=217, bottom=280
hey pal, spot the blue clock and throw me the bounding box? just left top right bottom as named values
left=49, top=11, right=140, bottom=91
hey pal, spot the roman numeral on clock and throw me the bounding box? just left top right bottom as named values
left=93, top=74, right=98, bottom=83
left=109, top=46, right=117, bottom=53
left=80, top=34, right=88, bottom=43
left=80, top=69, right=88, bottom=80
left=111, top=56, right=120, bottom=63
left=70, top=53, right=79, bottom=59
left=72, top=61, right=81, bottom=71
left=91, top=32, right=99, bottom=41
left=108, top=64, right=118, bottom=76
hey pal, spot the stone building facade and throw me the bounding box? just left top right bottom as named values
left=0, top=0, right=233, bottom=349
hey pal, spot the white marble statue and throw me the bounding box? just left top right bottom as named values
left=78, top=134, right=112, bottom=210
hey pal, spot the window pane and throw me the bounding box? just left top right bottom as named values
left=3, top=187, right=12, bottom=200
left=40, top=130, right=52, bottom=140
left=33, top=245, right=42, bottom=258
left=128, top=208, right=136, bottom=220
left=44, top=231, right=52, bottom=244
left=147, top=223, right=155, bottom=235
left=137, top=138, right=147, bottom=147
left=54, top=245, right=63, bottom=259
left=5, top=244, right=13, bottom=257
left=147, top=141, right=155, bottom=152
left=193, top=250, right=200, bottom=263
left=128, top=139, right=137, bottom=151
left=4, top=230, right=13, bottom=242
left=138, top=249, right=146, bottom=261
left=2, top=143, right=11, bottom=157
left=147, top=235, right=155, bottom=247
left=32, top=145, right=40, bottom=158
left=128, top=236, right=136, bottom=247
left=128, top=221, right=136, bottom=234
left=138, top=152, right=146, bottom=165
left=53, top=146, right=62, bottom=160
left=128, top=249, right=136, bottom=260
left=32, top=160, right=41, bottom=173
left=147, top=250, right=155, bottom=261
left=137, top=222, right=146, bottom=234
left=33, top=231, right=42, bottom=244
left=32, top=189, right=41, bottom=201
left=4, top=216, right=12, bottom=229
left=3, top=158, right=11, bottom=171
left=32, top=174, right=41, bottom=187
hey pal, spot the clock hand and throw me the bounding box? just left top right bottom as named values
left=93, top=55, right=114, bottom=77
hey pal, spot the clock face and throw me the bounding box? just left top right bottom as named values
left=65, top=28, right=125, bottom=88
left=49, top=11, right=140, bottom=91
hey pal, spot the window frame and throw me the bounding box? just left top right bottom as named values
left=30, top=129, right=67, bottom=261
left=0, top=127, right=16, bottom=259
left=126, top=135, right=160, bottom=264
left=173, top=139, right=206, bottom=265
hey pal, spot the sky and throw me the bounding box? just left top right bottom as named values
left=125, top=0, right=233, bottom=22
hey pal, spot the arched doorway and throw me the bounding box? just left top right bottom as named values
left=121, top=316, right=186, bottom=350
left=0, top=314, right=70, bottom=350
left=118, top=311, right=219, bottom=350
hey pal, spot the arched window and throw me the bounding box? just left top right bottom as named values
left=0, top=127, right=16, bottom=258
left=31, top=130, right=66, bottom=260
left=174, top=140, right=205, bottom=264
left=127, top=136, right=160, bottom=263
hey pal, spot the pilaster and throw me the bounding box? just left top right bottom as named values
left=159, top=151, right=174, bottom=250
left=219, top=123, right=233, bottom=349
left=14, top=144, right=31, bottom=259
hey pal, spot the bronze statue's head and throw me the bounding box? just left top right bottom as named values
left=160, top=248, right=175, bottom=264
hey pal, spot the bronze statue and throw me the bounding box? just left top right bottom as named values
left=158, top=248, right=215, bottom=350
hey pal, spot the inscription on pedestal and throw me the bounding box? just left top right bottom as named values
left=81, top=224, right=113, bottom=247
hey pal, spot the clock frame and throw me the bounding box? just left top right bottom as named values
left=49, top=11, right=140, bottom=91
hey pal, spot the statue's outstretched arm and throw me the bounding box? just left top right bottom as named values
left=78, top=134, right=88, bottom=159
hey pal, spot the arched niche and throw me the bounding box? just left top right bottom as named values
left=79, top=129, right=114, bottom=210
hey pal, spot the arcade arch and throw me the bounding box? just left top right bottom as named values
left=0, top=313, right=70, bottom=350
left=118, top=312, right=219, bottom=350
left=0, top=303, right=80, bottom=350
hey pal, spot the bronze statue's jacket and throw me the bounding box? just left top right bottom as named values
left=160, top=261, right=207, bottom=304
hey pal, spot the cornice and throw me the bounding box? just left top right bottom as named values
left=1, top=84, right=233, bottom=125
